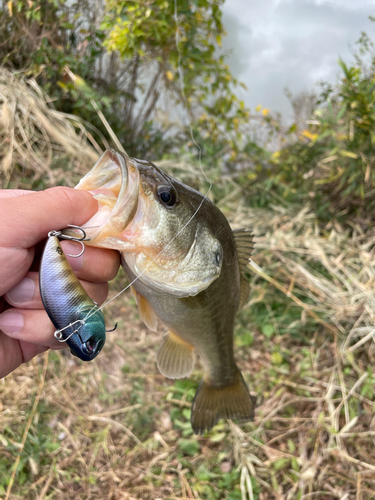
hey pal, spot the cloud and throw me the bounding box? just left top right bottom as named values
left=221, top=0, right=375, bottom=117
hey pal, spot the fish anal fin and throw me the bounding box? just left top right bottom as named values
left=137, top=293, right=158, bottom=332
left=233, top=228, right=254, bottom=275
left=239, top=276, right=250, bottom=310
left=191, top=369, right=255, bottom=434
left=157, top=331, right=195, bottom=379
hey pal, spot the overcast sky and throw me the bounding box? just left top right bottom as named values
left=221, top=0, right=375, bottom=118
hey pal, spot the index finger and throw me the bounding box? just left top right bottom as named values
left=0, top=187, right=98, bottom=248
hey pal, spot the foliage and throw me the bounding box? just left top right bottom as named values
left=243, top=29, right=375, bottom=225
left=0, top=0, right=251, bottom=163
left=102, top=0, right=250, bottom=163
left=3, top=2, right=375, bottom=225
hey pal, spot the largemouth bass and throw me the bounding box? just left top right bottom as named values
left=69, top=150, right=255, bottom=433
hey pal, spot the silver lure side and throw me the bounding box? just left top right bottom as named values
left=40, top=235, right=106, bottom=361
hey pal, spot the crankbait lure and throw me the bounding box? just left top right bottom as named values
left=40, top=226, right=108, bottom=361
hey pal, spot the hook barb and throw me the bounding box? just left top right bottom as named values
left=65, top=239, right=85, bottom=258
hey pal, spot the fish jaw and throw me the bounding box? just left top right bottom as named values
left=122, top=222, right=223, bottom=297
left=71, top=150, right=140, bottom=249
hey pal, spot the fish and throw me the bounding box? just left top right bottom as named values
left=69, top=149, right=255, bottom=432
left=40, top=232, right=106, bottom=361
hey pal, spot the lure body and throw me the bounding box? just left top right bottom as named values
left=40, top=235, right=106, bottom=361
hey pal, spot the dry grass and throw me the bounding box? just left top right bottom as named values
left=0, top=68, right=103, bottom=189
left=228, top=202, right=375, bottom=500
left=1, top=71, right=375, bottom=499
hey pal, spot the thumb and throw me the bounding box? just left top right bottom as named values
left=0, top=187, right=98, bottom=248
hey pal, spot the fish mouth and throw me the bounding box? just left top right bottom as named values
left=67, top=150, right=140, bottom=249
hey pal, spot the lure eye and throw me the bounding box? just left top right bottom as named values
left=157, top=185, right=177, bottom=207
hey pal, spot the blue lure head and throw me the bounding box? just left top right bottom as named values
left=65, top=307, right=106, bottom=362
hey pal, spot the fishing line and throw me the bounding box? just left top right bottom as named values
left=173, top=0, right=213, bottom=192
left=68, top=2, right=215, bottom=327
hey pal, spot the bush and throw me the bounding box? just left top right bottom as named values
left=244, top=31, right=375, bottom=226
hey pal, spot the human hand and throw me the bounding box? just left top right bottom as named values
left=0, top=187, right=120, bottom=378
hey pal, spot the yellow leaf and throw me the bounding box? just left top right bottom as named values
left=271, top=151, right=280, bottom=160
left=165, top=71, right=174, bottom=81
left=300, top=130, right=318, bottom=141
left=336, top=133, right=347, bottom=140
left=7, top=0, right=12, bottom=16
left=262, top=108, right=270, bottom=116
left=255, top=104, right=262, bottom=112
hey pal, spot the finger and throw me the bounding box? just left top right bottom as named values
left=4, top=272, right=109, bottom=309
left=0, top=189, right=33, bottom=199
left=61, top=241, right=120, bottom=282
left=0, top=309, right=61, bottom=348
left=0, top=187, right=98, bottom=248
left=0, top=333, right=49, bottom=379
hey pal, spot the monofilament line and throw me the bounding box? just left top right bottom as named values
left=173, top=0, right=213, bottom=191
left=81, top=2, right=215, bottom=324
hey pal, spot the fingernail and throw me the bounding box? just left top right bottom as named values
left=0, top=311, right=24, bottom=334
left=6, top=278, right=35, bottom=303
left=62, top=242, right=84, bottom=271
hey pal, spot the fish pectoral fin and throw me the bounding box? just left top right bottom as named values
left=157, top=331, right=195, bottom=379
left=130, top=285, right=138, bottom=304
left=191, top=369, right=255, bottom=435
left=136, top=292, right=158, bottom=332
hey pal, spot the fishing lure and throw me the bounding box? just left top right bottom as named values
left=40, top=226, right=111, bottom=361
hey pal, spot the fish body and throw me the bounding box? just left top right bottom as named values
left=40, top=235, right=106, bottom=361
left=73, top=150, right=255, bottom=431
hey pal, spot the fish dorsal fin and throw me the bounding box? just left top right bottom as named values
left=157, top=331, right=195, bottom=379
left=131, top=286, right=158, bottom=332
left=238, top=276, right=250, bottom=311
left=233, top=229, right=254, bottom=310
left=233, top=228, right=254, bottom=275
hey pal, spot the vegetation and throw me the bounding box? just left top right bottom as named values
left=1, top=1, right=375, bottom=499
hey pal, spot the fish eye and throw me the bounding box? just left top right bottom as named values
left=214, top=250, right=221, bottom=266
left=157, top=185, right=177, bottom=207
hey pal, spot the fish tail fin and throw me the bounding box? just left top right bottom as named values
left=191, top=369, right=255, bottom=434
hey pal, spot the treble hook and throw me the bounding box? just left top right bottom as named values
left=48, top=225, right=87, bottom=258
left=106, top=322, right=118, bottom=333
